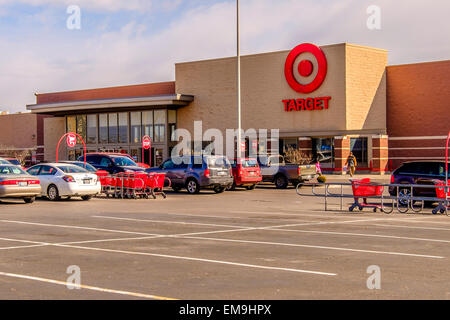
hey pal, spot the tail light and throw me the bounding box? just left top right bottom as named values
left=0, top=179, right=39, bottom=185
left=297, top=167, right=302, bottom=176
left=204, top=169, right=210, bottom=178
left=390, top=175, right=395, bottom=184
left=0, top=180, right=18, bottom=185
left=239, top=170, right=244, bottom=176
left=63, top=175, right=75, bottom=183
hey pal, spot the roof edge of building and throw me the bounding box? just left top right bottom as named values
left=387, top=59, right=450, bottom=69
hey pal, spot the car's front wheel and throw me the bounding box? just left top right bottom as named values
left=81, top=195, right=92, bottom=201
left=47, top=185, right=60, bottom=201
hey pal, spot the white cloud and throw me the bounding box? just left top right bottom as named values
left=0, top=0, right=449, bottom=113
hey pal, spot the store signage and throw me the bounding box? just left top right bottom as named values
left=283, top=43, right=331, bottom=112
left=142, top=136, right=152, bottom=150
left=283, top=97, right=331, bottom=112
left=66, top=133, right=77, bottom=148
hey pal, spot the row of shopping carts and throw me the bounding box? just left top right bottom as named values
left=296, top=178, right=449, bottom=214
left=96, top=172, right=169, bottom=199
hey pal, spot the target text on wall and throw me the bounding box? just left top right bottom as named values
left=283, top=43, right=331, bottom=112
left=283, top=97, right=331, bottom=112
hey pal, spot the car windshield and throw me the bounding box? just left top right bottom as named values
left=56, top=165, right=89, bottom=174
left=7, top=159, right=21, bottom=165
left=70, top=162, right=97, bottom=172
left=0, top=165, right=27, bottom=175
left=206, top=156, right=231, bottom=169
left=243, top=159, right=258, bottom=168
left=111, top=156, right=137, bottom=167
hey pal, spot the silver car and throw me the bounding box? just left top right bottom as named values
left=0, top=165, right=41, bottom=203
left=27, top=163, right=101, bottom=201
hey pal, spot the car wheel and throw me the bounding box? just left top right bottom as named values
left=81, top=195, right=92, bottom=201
left=274, top=175, right=288, bottom=189
left=23, top=197, right=35, bottom=204
left=47, top=185, right=60, bottom=201
left=213, top=186, right=225, bottom=194
left=398, top=187, right=411, bottom=206
left=227, top=182, right=236, bottom=191
left=246, top=184, right=257, bottom=190
left=186, top=179, right=200, bottom=194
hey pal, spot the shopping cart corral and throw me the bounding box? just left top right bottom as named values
left=96, top=172, right=170, bottom=199
left=296, top=179, right=449, bottom=215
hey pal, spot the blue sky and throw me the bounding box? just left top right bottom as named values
left=0, top=0, right=449, bottom=112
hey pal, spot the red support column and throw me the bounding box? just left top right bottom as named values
left=371, top=135, right=389, bottom=174
left=334, top=136, right=350, bottom=175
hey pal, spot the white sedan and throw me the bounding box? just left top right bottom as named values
left=27, top=163, right=101, bottom=201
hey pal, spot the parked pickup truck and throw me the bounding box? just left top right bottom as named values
left=257, top=155, right=317, bottom=189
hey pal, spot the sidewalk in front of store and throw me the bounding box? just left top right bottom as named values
left=322, top=173, right=391, bottom=183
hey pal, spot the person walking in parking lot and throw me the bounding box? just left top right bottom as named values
left=345, top=152, right=357, bottom=177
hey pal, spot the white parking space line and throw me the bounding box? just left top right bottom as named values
left=92, top=215, right=253, bottom=229
left=269, top=228, right=450, bottom=244
left=171, top=235, right=444, bottom=259
left=0, top=271, right=177, bottom=300
left=0, top=220, right=161, bottom=237
left=52, top=243, right=337, bottom=276
left=0, top=235, right=337, bottom=276
left=127, top=212, right=305, bottom=222
left=372, top=224, right=450, bottom=232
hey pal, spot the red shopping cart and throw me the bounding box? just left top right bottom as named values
left=349, top=178, right=385, bottom=212
left=432, top=180, right=450, bottom=214
left=146, top=173, right=168, bottom=199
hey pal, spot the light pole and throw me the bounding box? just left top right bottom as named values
left=236, top=0, right=242, bottom=159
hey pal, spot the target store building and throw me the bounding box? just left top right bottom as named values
left=26, top=42, right=450, bottom=173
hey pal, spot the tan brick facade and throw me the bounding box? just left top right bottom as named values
left=176, top=43, right=387, bottom=138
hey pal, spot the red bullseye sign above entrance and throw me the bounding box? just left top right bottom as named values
left=142, top=136, right=151, bottom=150
left=66, top=133, right=77, bottom=148
left=284, top=43, right=328, bottom=94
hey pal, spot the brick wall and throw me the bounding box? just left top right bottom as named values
left=387, top=60, right=450, bottom=170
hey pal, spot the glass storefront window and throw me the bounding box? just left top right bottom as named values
left=142, top=111, right=153, bottom=141
left=99, top=114, right=108, bottom=144
left=313, top=138, right=334, bottom=164
left=76, top=115, right=87, bottom=144
left=108, top=113, right=118, bottom=144
left=168, top=110, right=177, bottom=142
left=130, top=112, right=141, bottom=144
left=87, top=114, right=97, bottom=144
left=67, top=116, right=76, bottom=134
left=118, top=112, right=128, bottom=144
left=350, top=137, right=368, bottom=166
left=154, top=110, right=166, bottom=143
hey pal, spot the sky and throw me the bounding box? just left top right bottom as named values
left=0, top=0, right=449, bottom=113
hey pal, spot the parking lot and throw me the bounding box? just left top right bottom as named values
left=0, top=182, right=449, bottom=300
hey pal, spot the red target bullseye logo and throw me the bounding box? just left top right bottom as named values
left=284, top=43, right=327, bottom=94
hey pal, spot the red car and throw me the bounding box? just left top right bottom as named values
left=229, top=158, right=262, bottom=190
